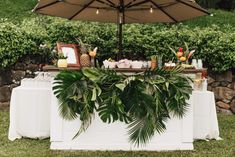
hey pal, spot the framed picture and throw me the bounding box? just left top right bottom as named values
left=57, top=43, right=80, bottom=67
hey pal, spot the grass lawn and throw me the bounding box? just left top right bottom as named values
left=0, top=110, right=235, bottom=157
left=0, top=0, right=37, bottom=21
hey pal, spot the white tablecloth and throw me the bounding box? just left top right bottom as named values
left=50, top=91, right=194, bottom=151
left=8, top=78, right=52, bottom=141
left=193, top=91, right=221, bottom=140
left=8, top=76, right=220, bottom=144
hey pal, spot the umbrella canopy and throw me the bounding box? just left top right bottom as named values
left=34, top=0, right=209, bottom=23
left=33, top=0, right=209, bottom=57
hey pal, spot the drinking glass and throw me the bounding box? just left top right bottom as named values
left=197, top=59, right=203, bottom=69
left=192, top=59, right=197, bottom=69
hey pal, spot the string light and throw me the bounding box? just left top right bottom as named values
left=96, top=8, right=100, bottom=15
left=119, top=13, right=123, bottom=24
left=150, top=6, right=153, bottom=13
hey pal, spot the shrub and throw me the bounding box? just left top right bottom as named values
left=196, top=0, right=235, bottom=10
left=0, top=17, right=234, bottom=72
left=0, top=22, right=31, bottom=68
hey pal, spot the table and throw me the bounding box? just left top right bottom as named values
left=193, top=91, right=221, bottom=140
left=49, top=91, right=220, bottom=151
left=8, top=70, right=220, bottom=150
left=8, top=78, right=52, bottom=141
left=50, top=92, right=194, bottom=151
left=43, top=65, right=207, bottom=74
left=45, top=69, right=216, bottom=151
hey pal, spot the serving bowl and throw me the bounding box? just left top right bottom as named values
left=103, top=60, right=117, bottom=69
left=117, top=59, right=131, bottom=69
left=131, top=61, right=143, bottom=69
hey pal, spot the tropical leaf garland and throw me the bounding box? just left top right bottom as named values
left=53, top=67, right=192, bottom=146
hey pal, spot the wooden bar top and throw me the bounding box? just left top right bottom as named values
left=43, top=65, right=207, bottom=74
left=43, top=65, right=80, bottom=71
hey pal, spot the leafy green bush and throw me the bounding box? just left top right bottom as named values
left=0, top=22, right=34, bottom=68
left=0, top=19, right=52, bottom=69
left=0, top=17, right=234, bottom=72
left=196, top=0, right=235, bottom=10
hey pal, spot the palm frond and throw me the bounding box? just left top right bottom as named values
left=53, top=70, right=96, bottom=135
left=73, top=91, right=95, bottom=139
left=128, top=116, right=155, bottom=146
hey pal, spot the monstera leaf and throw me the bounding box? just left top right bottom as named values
left=53, top=70, right=84, bottom=120
left=97, top=89, right=131, bottom=124
left=53, top=70, right=96, bottom=138
left=92, top=68, right=131, bottom=123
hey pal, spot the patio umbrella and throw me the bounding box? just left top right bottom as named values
left=33, top=0, right=209, bottom=57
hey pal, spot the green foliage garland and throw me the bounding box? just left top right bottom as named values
left=53, top=67, right=192, bottom=145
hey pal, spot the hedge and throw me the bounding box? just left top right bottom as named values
left=0, top=17, right=235, bottom=72
left=196, top=0, right=235, bottom=10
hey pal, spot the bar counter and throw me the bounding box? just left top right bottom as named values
left=43, top=65, right=207, bottom=74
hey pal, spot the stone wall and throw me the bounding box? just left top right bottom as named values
left=0, top=56, right=41, bottom=109
left=208, top=70, right=235, bottom=115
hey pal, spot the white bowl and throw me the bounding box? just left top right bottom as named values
left=117, top=63, right=131, bottom=68
left=131, top=61, right=143, bottom=69
left=108, top=62, right=117, bottom=68
left=103, top=60, right=116, bottom=69
left=117, top=59, right=132, bottom=68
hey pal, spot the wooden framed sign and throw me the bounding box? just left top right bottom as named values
left=57, top=43, right=80, bottom=67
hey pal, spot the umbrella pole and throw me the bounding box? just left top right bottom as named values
left=118, top=22, right=123, bottom=60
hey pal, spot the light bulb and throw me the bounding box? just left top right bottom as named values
left=96, top=8, right=99, bottom=15
left=150, top=6, right=153, bottom=13
left=119, top=13, right=123, bottom=24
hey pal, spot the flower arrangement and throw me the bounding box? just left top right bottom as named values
left=169, top=42, right=195, bottom=64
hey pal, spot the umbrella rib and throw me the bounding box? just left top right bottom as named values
left=69, top=0, right=96, bottom=20
left=106, top=0, right=116, bottom=7
left=96, top=0, right=117, bottom=8
left=161, top=2, right=179, bottom=8
left=176, top=0, right=210, bottom=15
left=148, top=0, right=178, bottom=23
left=33, top=0, right=60, bottom=11
left=60, top=0, right=116, bottom=8
left=126, top=0, right=149, bottom=8
left=125, top=0, right=136, bottom=8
